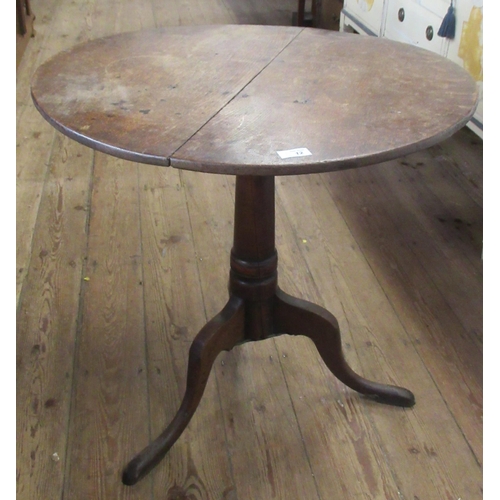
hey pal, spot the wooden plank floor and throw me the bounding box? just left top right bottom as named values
left=17, top=0, right=483, bottom=498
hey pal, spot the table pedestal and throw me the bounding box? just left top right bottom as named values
left=122, top=175, right=415, bottom=486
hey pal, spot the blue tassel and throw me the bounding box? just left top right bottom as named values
left=438, top=1, right=456, bottom=39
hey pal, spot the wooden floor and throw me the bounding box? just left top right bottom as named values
left=16, top=0, right=483, bottom=499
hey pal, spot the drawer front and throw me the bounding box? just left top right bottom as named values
left=413, top=0, right=451, bottom=18
left=383, top=0, right=449, bottom=55
left=342, top=0, right=387, bottom=35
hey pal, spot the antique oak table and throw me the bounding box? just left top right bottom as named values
left=31, top=25, right=478, bottom=485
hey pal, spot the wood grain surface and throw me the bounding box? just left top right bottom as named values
left=31, top=25, right=478, bottom=174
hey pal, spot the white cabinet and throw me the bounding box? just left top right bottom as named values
left=339, top=0, right=387, bottom=35
left=340, top=0, right=483, bottom=137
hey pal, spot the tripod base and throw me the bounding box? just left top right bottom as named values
left=123, top=176, right=415, bottom=486
left=123, top=287, right=414, bottom=485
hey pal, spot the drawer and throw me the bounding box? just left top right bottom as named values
left=342, top=0, right=387, bottom=35
left=383, top=0, right=449, bottom=55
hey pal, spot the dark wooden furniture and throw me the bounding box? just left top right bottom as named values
left=31, top=25, right=478, bottom=486
left=295, top=0, right=316, bottom=27
left=17, top=0, right=35, bottom=68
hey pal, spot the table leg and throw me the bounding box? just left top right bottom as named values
left=122, top=296, right=245, bottom=486
left=297, top=0, right=306, bottom=26
left=123, top=175, right=414, bottom=485
left=274, top=289, right=415, bottom=407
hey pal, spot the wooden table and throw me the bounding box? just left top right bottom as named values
left=31, top=24, right=478, bottom=486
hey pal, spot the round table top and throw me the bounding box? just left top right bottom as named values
left=31, top=24, right=478, bottom=175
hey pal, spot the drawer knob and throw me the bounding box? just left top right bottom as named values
left=426, top=25, right=434, bottom=40
left=398, top=8, right=405, bottom=22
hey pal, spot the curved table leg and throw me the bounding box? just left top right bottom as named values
left=122, top=295, right=245, bottom=486
left=274, top=289, right=415, bottom=408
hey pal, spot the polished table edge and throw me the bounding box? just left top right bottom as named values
left=30, top=25, right=479, bottom=175
left=32, top=84, right=476, bottom=175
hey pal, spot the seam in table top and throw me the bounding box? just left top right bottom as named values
left=167, top=28, right=306, bottom=164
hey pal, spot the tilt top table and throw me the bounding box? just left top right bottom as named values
left=31, top=24, right=478, bottom=486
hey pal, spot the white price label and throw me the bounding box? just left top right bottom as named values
left=277, top=148, right=312, bottom=159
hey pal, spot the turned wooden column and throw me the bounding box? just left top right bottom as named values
left=230, top=176, right=278, bottom=341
